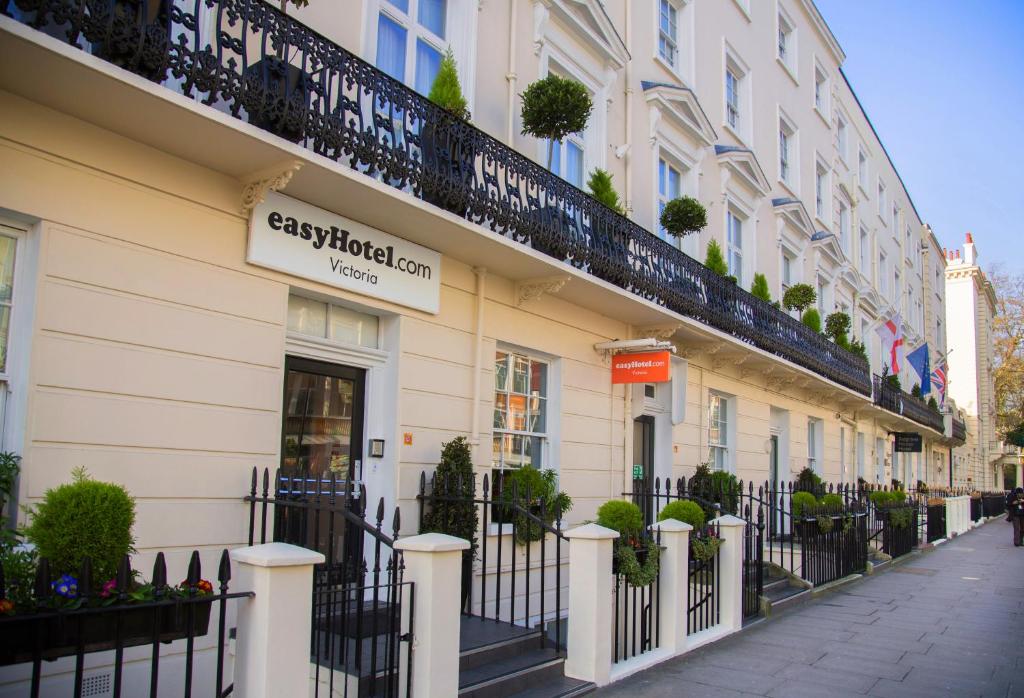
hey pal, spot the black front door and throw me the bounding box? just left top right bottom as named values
left=633, top=416, right=656, bottom=525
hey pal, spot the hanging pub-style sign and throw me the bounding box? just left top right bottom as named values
left=893, top=432, right=923, bottom=453
left=611, top=351, right=672, bottom=384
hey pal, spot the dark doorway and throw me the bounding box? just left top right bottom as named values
left=633, top=415, right=656, bottom=526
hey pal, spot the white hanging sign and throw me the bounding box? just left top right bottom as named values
left=248, top=191, right=441, bottom=314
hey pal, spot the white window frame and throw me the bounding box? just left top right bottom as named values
left=838, top=198, right=851, bottom=257
left=778, top=109, right=798, bottom=193
left=708, top=391, right=735, bottom=473
left=776, top=6, right=797, bottom=82
left=0, top=219, right=36, bottom=463
left=657, top=0, right=679, bottom=70
left=492, top=346, right=560, bottom=478
left=813, top=57, right=830, bottom=122
left=877, top=179, right=887, bottom=219
left=726, top=206, right=745, bottom=286
left=724, top=43, right=752, bottom=144
left=879, top=250, right=888, bottom=294
left=859, top=225, right=870, bottom=276
left=836, top=112, right=849, bottom=164
left=366, top=0, right=475, bottom=102
left=892, top=203, right=900, bottom=234
left=780, top=248, right=796, bottom=296
left=857, top=147, right=869, bottom=193
left=814, top=154, right=830, bottom=224
left=807, top=418, right=822, bottom=474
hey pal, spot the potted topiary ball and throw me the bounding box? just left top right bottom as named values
left=243, top=0, right=315, bottom=143
left=421, top=48, right=473, bottom=216
left=597, top=500, right=659, bottom=584
left=659, top=196, right=707, bottom=240
left=782, top=283, right=817, bottom=316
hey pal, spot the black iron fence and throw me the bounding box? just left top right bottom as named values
left=970, top=497, right=983, bottom=522
left=1, top=0, right=872, bottom=396
left=613, top=527, right=661, bottom=663
left=796, top=504, right=868, bottom=586
left=926, top=503, right=946, bottom=543
left=246, top=467, right=411, bottom=697
left=981, top=493, right=1008, bottom=518
left=952, top=418, right=967, bottom=443
left=417, top=471, right=568, bottom=653
left=686, top=522, right=721, bottom=636
left=742, top=503, right=764, bottom=621
left=0, top=550, right=248, bottom=698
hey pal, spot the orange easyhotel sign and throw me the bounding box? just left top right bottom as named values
left=611, top=351, right=672, bottom=384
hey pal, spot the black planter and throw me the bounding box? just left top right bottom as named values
left=244, top=57, right=312, bottom=143
left=91, top=0, right=172, bottom=83
left=0, top=601, right=213, bottom=666
left=420, top=120, right=471, bottom=217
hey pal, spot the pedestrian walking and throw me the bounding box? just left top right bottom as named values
left=1010, top=488, right=1024, bottom=547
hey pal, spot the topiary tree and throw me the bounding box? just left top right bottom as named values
left=927, top=396, right=940, bottom=413
left=704, top=239, right=728, bottom=276
left=596, top=500, right=644, bottom=540
left=882, top=365, right=901, bottom=391
left=792, top=491, right=818, bottom=520
left=521, top=74, right=593, bottom=170
left=795, top=466, right=823, bottom=495
left=587, top=168, right=623, bottom=213
left=910, top=383, right=922, bottom=399
left=783, top=283, right=817, bottom=314
left=659, top=196, right=707, bottom=238
left=500, top=465, right=572, bottom=544
left=23, top=467, right=136, bottom=586
left=657, top=500, right=705, bottom=529
left=751, top=273, right=772, bottom=303
left=801, top=308, right=822, bottom=333
left=820, top=493, right=844, bottom=510
left=427, top=48, right=469, bottom=119
left=849, top=338, right=869, bottom=362
left=825, top=311, right=851, bottom=344
left=0, top=451, right=19, bottom=522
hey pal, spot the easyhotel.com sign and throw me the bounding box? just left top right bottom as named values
left=248, top=192, right=441, bottom=314
left=611, top=351, right=672, bottom=384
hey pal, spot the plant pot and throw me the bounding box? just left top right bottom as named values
left=90, top=0, right=172, bottom=83
left=420, top=120, right=471, bottom=217
left=243, top=57, right=312, bottom=143
left=0, top=600, right=213, bottom=666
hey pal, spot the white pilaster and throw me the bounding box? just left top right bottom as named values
left=710, top=514, right=746, bottom=633
left=564, top=523, right=619, bottom=687
left=650, top=519, right=692, bottom=654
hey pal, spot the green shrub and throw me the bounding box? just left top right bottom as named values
left=820, top=493, right=844, bottom=509
left=704, top=240, right=728, bottom=276
left=824, top=311, right=851, bottom=341
left=882, top=366, right=901, bottom=391
left=422, top=437, right=478, bottom=556
left=596, top=500, right=644, bottom=539
left=801, top=308, right=822, bottom=333
left=795, top=467, right=823, bottom=494
left=836, top=333, right=851, bottom=350
left=751, top=273, right=771, bottom=303
left=792, top=491, right=818, bottom=520
left=659, top=196, right=707, bottom=238
left=587, top=169, right=623, bottom=213
left=427, top=48, right=469, bottom=119
left=927, top=396, right=940, bottom=413
left=910, top=383, right=922, bottom=398
left=0, top=535, right=36, bottom=608
left=24, top=467, right=135, bottom=585
left=500, top=465, right=572, bottom=544
left=657, top=500, right=705, bottom=529
left=0, top=451, right=19, bottom=517
left=521, top=75, right=593, bottom=169
left=782, top=283, right=817, bottom=313
left=849, top=338, right=868, bottom=362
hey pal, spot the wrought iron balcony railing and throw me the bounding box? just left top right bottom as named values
left=3, top=0, right=873, bottom=396
left=872, top=375, right=945, bottom=433
left=951, top=417, right=967, bottom=444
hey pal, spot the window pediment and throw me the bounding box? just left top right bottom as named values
left=812, top=230, right=845, bottom=265
left=772, top=197, right=815, bottom=238
left=643, top=82, right=717, bottom=147
left=716, top=145, right=770, bottom=196
left=536, top=0, right=630, bottom=69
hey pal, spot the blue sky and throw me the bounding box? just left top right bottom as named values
left=814, top=0, right=1024, bottom=274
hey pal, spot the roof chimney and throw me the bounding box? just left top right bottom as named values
left=963, top=231, right=977, bottom=265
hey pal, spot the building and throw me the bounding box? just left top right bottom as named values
left=0, top=0, right=967, bottom=564
left=945, top=233, right=1000, bottom=488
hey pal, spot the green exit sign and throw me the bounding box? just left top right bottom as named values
left=633, top=464, right=644, bottom=479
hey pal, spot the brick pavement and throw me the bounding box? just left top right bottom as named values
left=595, top=519, right=1024, bottom=697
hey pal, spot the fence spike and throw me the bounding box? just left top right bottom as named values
left=263, top=467, right=272, bottom=498
left=187, top=550, right=201, bottom=587
left=392, top=507, right=401, bottom=539
left=249, top=466, right=257, bottom=497
left=376, top=497, right=386, bottom=527
left=152, top=552, right=167, bottom=590
left=117, top=555, right=131, bottom=595
left=34, top=558, right=51, bottom=603
left=218, top=549, right=231, bottom=584
left=0, top=560, right=5, bottom=601
left=79, top=558, right=93, bottom=598
left=482, top=472, right=490, bottom=496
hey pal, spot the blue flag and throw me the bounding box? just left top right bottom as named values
left=906, top=344, right=931, bottom=395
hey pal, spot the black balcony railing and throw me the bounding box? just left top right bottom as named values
left=952, top=417, right=967, bottom=443
left=3, top=0, right=872, bottom=395
left=872, top=375, right=945, bottom=433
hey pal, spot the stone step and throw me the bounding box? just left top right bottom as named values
left=459, top=648, right=565, bottom=697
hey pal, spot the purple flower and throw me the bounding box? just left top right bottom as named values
left=53, top=574, right=78, bottom=599
left=100, top=578, right=117, bottom=599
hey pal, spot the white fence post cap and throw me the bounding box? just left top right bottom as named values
left=710, top=514, right=747, bottom=527
left=394, top=532, right=471, bottom=552
left=564, top=522, right=620, bottom=540
left=650, top=519, right=693, bottom=533
left=230, top=542, right=325, bottom=567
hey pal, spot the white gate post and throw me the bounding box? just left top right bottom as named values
left=650, top=519, right=691, bottom=655
left=710, top=515, right=746, bottom=634
left=945, top=497, right=956, bottom=539
left=231, top=543, right=326, bottom=698
left=394, top=532, right=470, bottom=698
left=564, top=523, right=618, bottom=687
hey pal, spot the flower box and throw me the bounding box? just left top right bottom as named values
left=0, top=600, right=212, bottom=666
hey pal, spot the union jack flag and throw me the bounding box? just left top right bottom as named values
left=931, top=363, right=947, bottom=407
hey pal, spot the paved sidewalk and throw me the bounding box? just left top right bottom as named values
left=596, top=519, right=1024, bottom=697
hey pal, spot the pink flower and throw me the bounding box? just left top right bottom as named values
left=100, top=579, right=117, bottom=599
